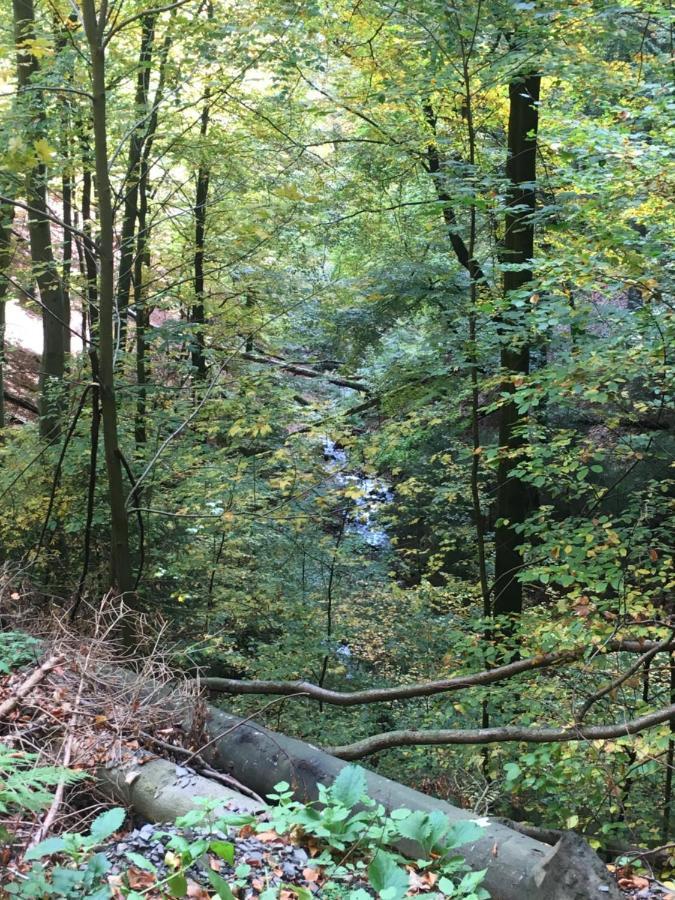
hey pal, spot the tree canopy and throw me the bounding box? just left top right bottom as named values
left=0, top=0, right=673, bottom=867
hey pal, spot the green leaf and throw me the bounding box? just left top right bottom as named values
left=24, top=835, right=66, bottom=860
left=167, top=871, right=188, bottom=897
left=89, top=807, right=125, bottom=843
left=504, top=763, right=521, bottom=782
left=208, top=871, right=237, bottom=899
left=438, top=875, right=456, bottom=895
left=367, top=850, right=409, bottom=899
left=210, top=839, right=235, bottom=864
left=331, top=765, right=367, bottom=808
left=281, top=885, right=312, bottom=899
left=445, top=820, right=485, bottom=850
left=125, top=850, right=157, bottom=872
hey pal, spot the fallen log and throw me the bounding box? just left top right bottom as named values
left=197, top=706, right=621, bottom=900
left=97, top=756, right=263, bottom=823
left=3, top=390, right=39, bottom=415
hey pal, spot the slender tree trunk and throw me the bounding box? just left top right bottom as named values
left=0, top=210, right=12, bottom=430
left=61, top=165, right=73, bottom=357
left=493, top=74, right=541, bottom=620
left=133, top=25, right=171, bottom=445
left=134, top=162, right=150, bottom=448
left=191, top=93, right=210, bottom=378
left=81, top=0, right=134, bottom=595
left=13, top=0, right=66, bottom=439
left=116, top=14, right=157, bottom=354
left=54, top=13, right=75, bottom=357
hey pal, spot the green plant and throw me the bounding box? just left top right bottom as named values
left=0, top=744, right=85, bottom=816
left=5, top=807, right=126, bottom=899
left=265, top=766, right=490, bottom=899
left=0, top=632, right=41, bottom=674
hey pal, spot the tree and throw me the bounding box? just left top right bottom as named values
left=493, top=71, right=541, bottom=619
left=13, top=0, right=66, bottom=439
left=80, top=0, right=133, bottom=595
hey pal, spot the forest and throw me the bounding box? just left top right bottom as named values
left=0, top=0, right=673, bottom=898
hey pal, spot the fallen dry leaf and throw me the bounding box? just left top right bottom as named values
left=617, top=875, right=650, bottom=890
left=256, top=830, right=280, bottom=842
left=126, top=867, right=156, bottom=890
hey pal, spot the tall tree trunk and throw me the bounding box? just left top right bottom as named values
left=81, top=0, right=134, bottom=596
left=134, top=162, right=150, bottom=448
left=191, top=92, right=210, bottom=378
left=54, top=12, right=76, bottom=358
left=133, top=25, right=171, bottom=446
left=61, top=164, right=73, bottom=357
left=13, top=0, right=66, bottom=439
left=493, top=74, right=541, bottom=620
left=0, top=208, right=13, bottom=431
left=115, top=14, right=157, bottom=354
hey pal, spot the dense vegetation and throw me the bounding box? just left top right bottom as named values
left=0, top=0, right=673, bottom=867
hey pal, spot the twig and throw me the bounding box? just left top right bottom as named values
left=29, top=673, right=85, bottom=846
left=0, top=656, right=64, bottom=720
left=138, top=729, right=264, bottom=804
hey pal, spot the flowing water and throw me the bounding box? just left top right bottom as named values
left=322, top=437, right=392, bottom=549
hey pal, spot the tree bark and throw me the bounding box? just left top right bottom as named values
left=81, top=0, right=134, bottom=596
left=191, top=92, right=210, bottom=378
left=97, top=757, right=262, bottom=821
left=13, top=0, right=66, bottom=439
left=0, top=208, right=13, bottom=430
left=493, top=74, right=541, bottom=619
left=116, top=13, right=157, bottom=354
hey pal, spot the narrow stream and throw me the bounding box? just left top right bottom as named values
left=322, top=438, right=393, bottom=549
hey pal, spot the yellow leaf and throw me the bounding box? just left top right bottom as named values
left=34, top=138, right=55, bottom=164
left=276, top=185, right=304, bottom=201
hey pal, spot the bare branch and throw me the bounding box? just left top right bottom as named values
left=327, top=703, right=675, bottom=760
left=203, top=639, right=675, bottom=707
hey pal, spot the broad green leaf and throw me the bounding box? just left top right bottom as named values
left=125, top=850, right=157, bottom=872
left=89, top=807, right=125, bottom=843
left=24, top=836, right=66, bottom=860
left=331, top=765, right=367, bottom=808
left=367, top=850, right=409, bottom=899
left=210, top=839, right=235, bottom=864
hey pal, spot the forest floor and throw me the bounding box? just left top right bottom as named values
left=0, top=614, right=673, bottom=900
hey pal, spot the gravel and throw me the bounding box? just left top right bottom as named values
left=103, top=821, right=329, bottom=896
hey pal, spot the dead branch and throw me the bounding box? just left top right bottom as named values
left=0, top=655, right=64, bottom=721
left=202, top=639, right=675, bottom=707
left=138, top=729, right=264, bottom=804
left=576, top=629, right=675, bottom=724
left=240, top=352, right=370, bottom=393
left=326, top=703, right=675, bottom=760
left=3, top=391, right=39, bottom=415
left=29, top=672, right=85, bottom=847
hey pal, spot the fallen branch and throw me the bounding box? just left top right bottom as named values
left=203, top=639, right=675, bottom=707
left=240, top=352, right=369, bottom=393
left=139, top=729, right=265, bottom=805
left=326, top=703, right=675, bottom=760
left=29, top=672, right=85, bottom=847
left=3, top=391, right=39, bottom=415
left=0, top=655, right=63, bottom=720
